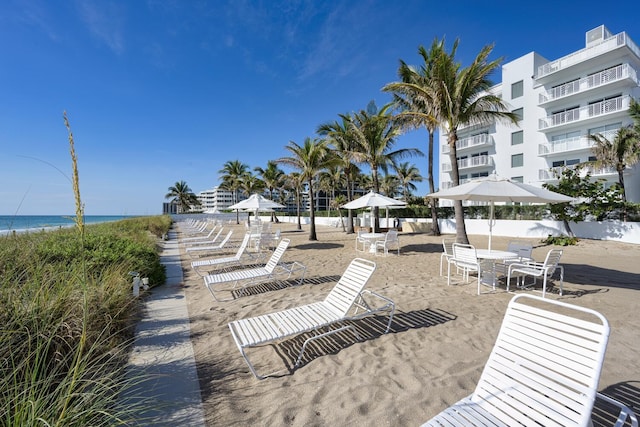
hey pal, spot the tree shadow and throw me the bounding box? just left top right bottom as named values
left=399, top=242, right=443, bottom=254
left=294, top=242, right=344, bottom=250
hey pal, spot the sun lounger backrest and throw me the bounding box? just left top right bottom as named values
left=264, top=239, right=290, bottom=273
left=323, top=258, right=376, bottom=316
left=473, top=294, right=610, bottom=427
left=234, top=233, right=251, bottom=257
left=218, top=230, right=233, bottom=247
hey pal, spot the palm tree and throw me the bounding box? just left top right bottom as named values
left=382, top=38, right=447, bottom=235
left=394, top=161, right=423, bottom=201
left=284, top=172, right=304, bottom=230
left=380, top=173, right=401, bottom=198
left=331, top=194, right=347, bottom=232
left=318, top=165, right=345, bottom=217
left=165, top=180, right=199, bottom=213
left=588, top=126, right=640, bottom=203
left=317, top=115, right=361, bottom=234
left=430, top=38, right=519, bottom=244
left=254, top=160, right=285, bottom=222
left=277, top=138, right=333, bottom=241
left=349, top=101, right=423, bottom=232
left=218, top=160, right=249, bottom=224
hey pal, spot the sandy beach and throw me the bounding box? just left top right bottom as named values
left=177, top=220, right=640, bottom=426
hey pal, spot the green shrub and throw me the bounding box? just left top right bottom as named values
left=541, top=234, right=579, bottom=246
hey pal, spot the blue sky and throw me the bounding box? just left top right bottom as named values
left=1, top=0, right=638, bottom=215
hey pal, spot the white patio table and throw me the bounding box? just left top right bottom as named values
left=359, top=232, right=385, bottom=253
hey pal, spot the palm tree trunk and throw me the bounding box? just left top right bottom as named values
left=296, top=190, right=302, bottom=230
left=449, top=135, right=469, bottom=244
left=308, top=181, right=317, bottom=240
left=428, top=129, right=441, bottom=235
left=346, top=177, right=354, bottom=234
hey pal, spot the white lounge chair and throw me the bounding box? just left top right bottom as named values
left=506, top=248, right=564, bottom=297
left=190, top=232, right=255, bottom=277
left=203, top=238, right=306, bottom=301
left=180, top=224, right=218, bottom=243
left=182, top=227, right=224, bottom=247
left=185, top=230, right=233, bottom=258
left=422, top=294, right=637, bottom=427
left=228, top=258, right=395, bottom=379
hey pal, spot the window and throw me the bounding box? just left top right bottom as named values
left=512, top=108, right=523, bottom=121
left=511, top=176, right=524, bottom=183
left=588, top=156, right=597, bottom=162
left=471, top=172, right=489, bottom=178
left=566, top=158, right=580, bottom=166
left=511, top=131, right=523, bottom=145
left=552, top=160, right=565, bottom=167
left=511, top=154, right=523, bottom=168
left=511, top=80, right=523, bottom=99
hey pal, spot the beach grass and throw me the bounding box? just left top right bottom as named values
left=0, top=215, right=171, bottom=426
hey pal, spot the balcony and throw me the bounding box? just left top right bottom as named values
left=442, top=133, right=494, bottom=154
left=538, top=96, right=628, bottom=131
left=443, top=155, right=494, bottom=173
left=536, top=32, right=640, bottom=79
left=539, top=165, right=617, bottom=181
left=538, top=64, right=638, bottom=105
left=538, top=136, right=595, bottom=156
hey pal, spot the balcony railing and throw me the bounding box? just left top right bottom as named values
left=442, top=133, right=494, bottom=154
left=537, top=32, right=640, bottom=79
left=539, top=64, right=637, bottom=104
left=538, top=96, right=627, bottom=130
left=538, top=136, right=595, bottom=156
left=539, top=165, right=617, bottom=181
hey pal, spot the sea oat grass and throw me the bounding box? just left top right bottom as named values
left=0, top=216, right=171, bottom=425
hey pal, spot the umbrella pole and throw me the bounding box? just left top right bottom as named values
left=488, top=203, right=495, bottom=251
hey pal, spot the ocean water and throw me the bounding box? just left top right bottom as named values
left=0, top=215, right=137, bottom=234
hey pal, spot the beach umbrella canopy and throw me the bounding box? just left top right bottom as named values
left=228, top=193, right=285, bottom=218
left=426, top=174, right=574, bottom=250
left=342, top=191, right=407, bottom=209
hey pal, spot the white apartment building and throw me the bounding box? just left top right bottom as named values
left=197, top=186, right=236, bottom=212
left=438, top=25, right=640, bottom=206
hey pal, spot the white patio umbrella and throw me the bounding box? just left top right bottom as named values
left=342, top=191, right=406, bottom=231
left=342, top=190, right=406, bottom=209
left=426, top=174, right=574, bottom=250
left=228, top=193, right=285, bottom=220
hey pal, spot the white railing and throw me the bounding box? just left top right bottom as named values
left=538, top=96, right=627, bottom=130
left=539, top=164, right=617, bottom=181
left=539, top=64, right=637, bottom=103
left=458, top=155, right=493, bottom=169
left=537, top=32, right=640, bottom=78
left=538, top=136, right=595, bottom=155
left=442, top=133, right=493, bottom=154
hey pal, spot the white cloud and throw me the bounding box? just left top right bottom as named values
left=75, top=0, right=126, bottom=54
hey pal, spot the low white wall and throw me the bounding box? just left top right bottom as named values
left=273, top=214, right=640, bottom=244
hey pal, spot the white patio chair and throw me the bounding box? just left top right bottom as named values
left=422, top=294, right=637, bottom=427
left=374, top=229, right=400, bottom=256
left=228, top=258, right=395, bottom=379
left=506, top=248, right=564, bottom=297
left=439, top=237, right=456, bottom=276
left=203, top=238, right=306, bottom=301
left=355, top=229, right=367, bottom=252
left=494, top=240, right=534, bottom=277
left=448, top=243, right=495, bottom=294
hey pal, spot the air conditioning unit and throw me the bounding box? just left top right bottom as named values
left=586, top=25, right=612, bottom=47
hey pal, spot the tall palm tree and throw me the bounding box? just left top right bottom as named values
left=317, top=115, right=361, bottom=234
left=284, top=171, right=304, bottom=230
left=349, top=101, right=423, bottom=232
left=254, top=160, right=285, bottom=222
left=394, top=161, right=423, bottom=200
left=165, top=180, right=199, bottom=214
left=430, top=38, right=519, bottom=244
left=318, top=165, right=345, bottom=217
left=382, top=38, right=447, bottom=235
left=588, top=126, right=640, bottom=203
left=380, top=173, right=401, bottom=197
left=277, top=138, right=333, bottom=241
left=218, top=160, right=249, bottom=224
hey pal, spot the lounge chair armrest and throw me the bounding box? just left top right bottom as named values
left=357, top=289, right=395, bottom=333
left=596, top=392, right=639, bottom=427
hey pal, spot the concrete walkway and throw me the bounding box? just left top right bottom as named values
left=125, top=228, right=206, bottom=426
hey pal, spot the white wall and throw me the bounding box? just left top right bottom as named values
left=276, top=215, right=640, bottom=245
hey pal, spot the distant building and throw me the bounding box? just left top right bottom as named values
left=438, top=25, right=640, bottom=205
left=196, top=186, right=237, bottom=212
left=162, top=202, right=178, bottom=214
